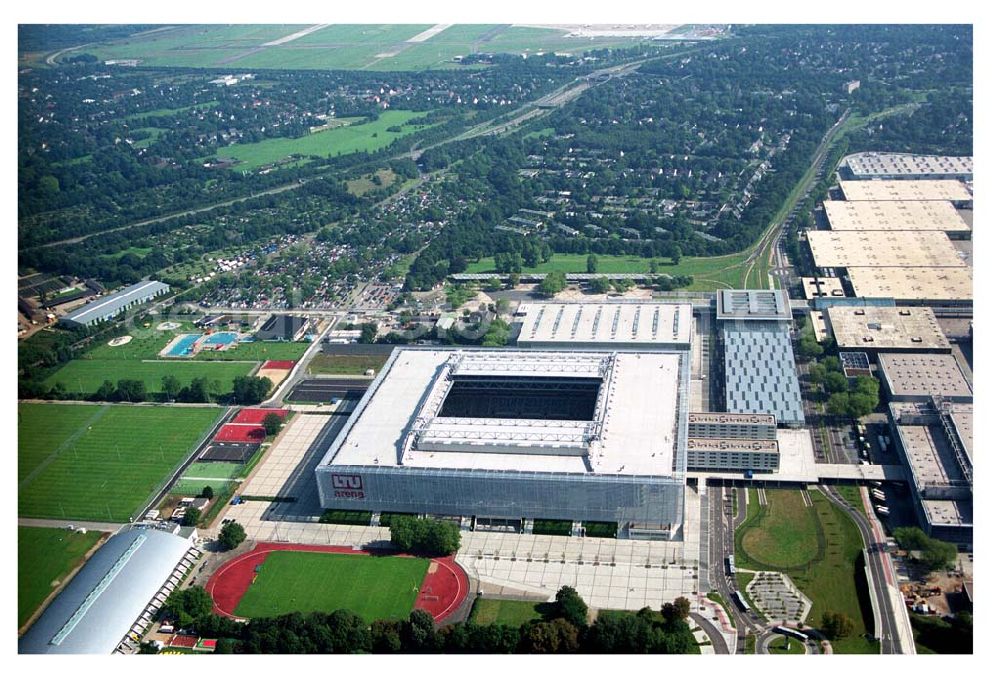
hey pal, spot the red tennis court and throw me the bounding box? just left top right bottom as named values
left=232, top=408, right=289, bottom=424
left=261, top=360, right=297, bottom=370
left=213, top=424, right=266, bottom=443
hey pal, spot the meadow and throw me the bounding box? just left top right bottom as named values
left=18, top=403, right=223, bottom=521
left=212, top=111, right=429, bottom=170
left=42, top=359, right=254, bottom=397
left=18, top=526, right=105, bottom=628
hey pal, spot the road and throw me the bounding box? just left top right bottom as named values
left=706, top=484, right=761, bottom=653
left=18, top=517, right=123, bottom=532
left=818, top=484, right=909, bottom=654
left=689, top=612, right=731, bottom=654
left=741, top=108, right=852, bottom=289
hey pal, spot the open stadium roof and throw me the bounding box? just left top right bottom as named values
left=320, top=347, right=687, bottom=477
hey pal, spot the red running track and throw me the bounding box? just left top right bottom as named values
left=205, top=543, right=469, bottom=624
left=233, top=408, right=289, bottom=424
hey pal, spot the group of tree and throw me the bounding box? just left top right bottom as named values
left=893, top=527, right=958, bottom=572
left=178, top=585, right=697, bottom=654
left=262, top=412, right=284, bottom=436
left=232, top=375, right=273, bottom=405
left=388, top=516, right=461, bottom=557
left=162, top=586, right=214, bottom=629
left=218, top=521, right=247, bottom=551
left=538, top=271, right=567, bottom=297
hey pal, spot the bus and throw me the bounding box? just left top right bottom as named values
left=775, top=626, right=810, bottom=643
left=876, top=505, right=890, bottom=516
left=725, top=554, right=735, bottom=576
left=733, top=591, right=750, bottom=613
left=871, top=489, right=886, bottom=502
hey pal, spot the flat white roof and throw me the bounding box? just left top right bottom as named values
left=823, top=200, right=969, bottom=233
left=844, top=153, right=973, bottom=178
left=878, top=353, right=972, bottom=400
left=801, top=276, right=845, bottom=300
left=839, top=179, right=972, bottom=202
left=846, top=266, right=972, bottom=302
left=807, top=230, right=966, bottom=268
left=826, top=306, right=949, bottom=350
left=322, top=348, right=684, bottom=476
left=516, top=302, right=692, bottom=346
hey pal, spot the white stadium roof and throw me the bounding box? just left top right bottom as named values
left=320, top=348, right=686, bottom=477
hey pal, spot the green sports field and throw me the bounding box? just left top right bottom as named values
left=234, top=551, right=429, bottom=623
left=171, top=461, right=243, bottom=495
left=18, top=526, right=105, bottom=628
left=18, top=403, right=224, bottom=521
left=42, top=359, right=254, bottom=397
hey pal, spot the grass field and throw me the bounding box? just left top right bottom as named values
left=171, top=462, right=243, bottom=495
left=233, top=551, right=429, bottom=622
left=18, top=526, right=104, bottom=628
left=470, top=598, right=545, bottom=626
left=42, top=359, right=254, bottom=397
left=347, top=168, right=398, bottom=197
left=18, top=403, right=223, bottom=521
left=735, top=488, right=877, bottom=654
left=306, top=353, right=388, bottom=376
left=213, top=111, right=429, bottom=170
left=740, top=490, right=820, bottom=569
left=76, top=24, right=654, bottom=71
left=768, top=637, right=807, bottom=654
left=466, top=252, right=750, bottom=291
left=194, top=340, right=309, bottom=363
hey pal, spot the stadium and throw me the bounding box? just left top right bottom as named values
left=316, top=347, right=690, bottom=539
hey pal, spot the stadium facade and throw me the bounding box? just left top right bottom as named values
left=59, top=280, right=170, bottom=328
left=316, top=347, right=689, bottom=539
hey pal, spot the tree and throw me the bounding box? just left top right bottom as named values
left=553, top=586, right=589, bottom=627
left=661, top=596, right=690, bottom=627
left=161, top=374, right=181, bottom=401
left=669, top=245, right=683, bottom=266
left=201, top=485, right=214, bottom=499
left=589, top=276, right=611, bottom=294
left=821, top=611, right=855, bottom=639
left=262, top=412, right=283, bottom=436
left=182, top=507, right=201, bottom=527
left=823, top=371, right=849, bottom=394
left=371, top=619, right=403, bottom=653
left=507, top=272, right=521, bottom=287
left=115, top=379, right=147, bottom=403
left=798, top=335, right=824, bottom=359
left=164, top=586, right=213, bottom=623
left=232, top=375, right=272, bottom=404
left=359, top=323, right=378, bottom=344
left=218, top=521, right=247, bottom=551
left=389, top=516, right=461, bottom=556
left=586, top=253, right=599, bottom=274
left=648, top=259, right=659, bottom=274
left=95, top=379, right=116, bottom=401
left=893, top=527, right=956, bottom=571
left=538, top=271, right=567, bottom=297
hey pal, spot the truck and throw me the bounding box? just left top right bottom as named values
left=876, top=505, right=890, bottom=517
left=871, top=489, right=887, bottom=502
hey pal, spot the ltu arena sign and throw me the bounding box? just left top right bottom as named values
left=332, top=474, right=365, bottom=499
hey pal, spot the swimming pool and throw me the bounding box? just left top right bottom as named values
left=166, top=334, right=201, bottom=357
left=202, top=332, right=240, bottom=348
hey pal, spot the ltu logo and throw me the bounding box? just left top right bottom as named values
left=332, top=474, right=365, bottom=499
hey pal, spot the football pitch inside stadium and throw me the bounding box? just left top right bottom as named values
left=18, top=403, right=224, bottom=521
left=234, top=551, right=430, bottom=623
